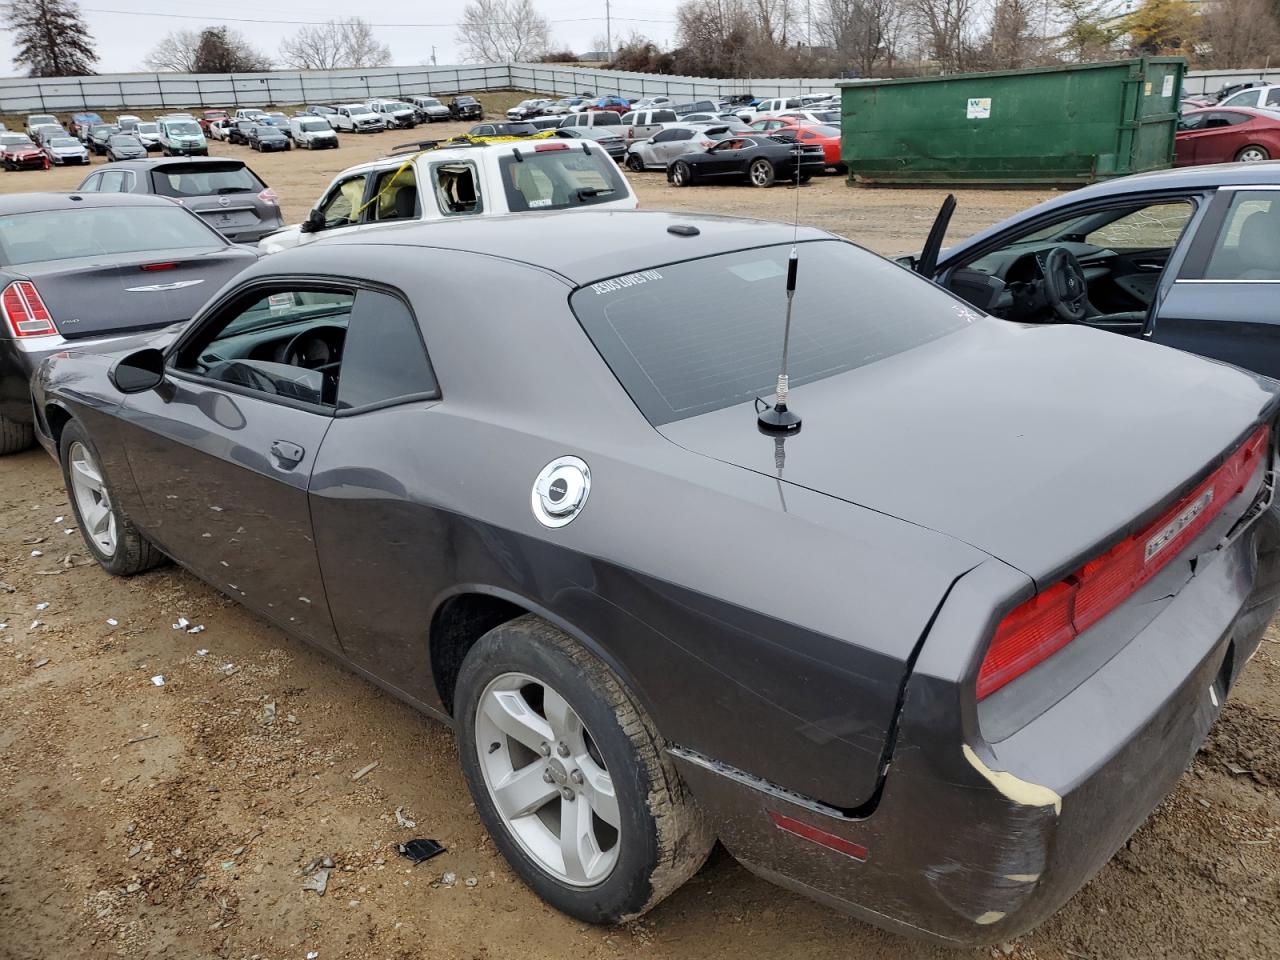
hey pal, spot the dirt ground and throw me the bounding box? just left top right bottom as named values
left=2, top=120, right=1279, bottom=960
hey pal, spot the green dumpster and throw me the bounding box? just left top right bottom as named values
left=839, top=58, right=1184, bottom=186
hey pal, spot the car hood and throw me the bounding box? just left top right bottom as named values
left=659, top=319, right=1280, bottom=585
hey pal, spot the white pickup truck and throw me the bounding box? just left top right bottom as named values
left=259, top=137, right=638, bottom=254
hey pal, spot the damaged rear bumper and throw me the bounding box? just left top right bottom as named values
left=670, top=510, right=1277, bottom=945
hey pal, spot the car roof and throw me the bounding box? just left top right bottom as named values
left=1184, top=105, right=1280, bottom=120
left=309, top=210, right=834, bottom=285
left=104, top=156, right=248, bottom=170
left=0, top=192, right=181, bottom=214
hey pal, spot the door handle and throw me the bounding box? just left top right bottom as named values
left=270, top=439, right=305, bottom=467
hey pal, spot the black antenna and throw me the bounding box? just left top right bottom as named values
left=758, top=83, right=806, bottom=434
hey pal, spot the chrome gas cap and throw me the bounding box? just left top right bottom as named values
left=531, top=456, right=590, bottom=528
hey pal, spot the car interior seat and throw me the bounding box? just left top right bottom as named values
left=393, top=184, right=418, bottom=219
left=1236, top=206, right=1280, bottom=280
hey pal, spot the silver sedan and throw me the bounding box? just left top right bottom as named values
left=623, top=124, right=736, bottom=171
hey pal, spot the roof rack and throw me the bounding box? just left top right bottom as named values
left=386, top=137, right=480, bottom=156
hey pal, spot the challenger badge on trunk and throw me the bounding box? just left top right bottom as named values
left=1145, top=489, right=1214, bottom=563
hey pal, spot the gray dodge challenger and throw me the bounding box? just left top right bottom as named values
left=30, top=211, right=1280, bottom=944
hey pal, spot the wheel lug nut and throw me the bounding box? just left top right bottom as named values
left=556, top=743, right=570, bottom=757
left=570, top=770, right=583, bottom=785
left=539, top=742, right=551, bottom=757
left=542, top=769, right=554, bottom=783
left=560, top=787, right=574, bottom=801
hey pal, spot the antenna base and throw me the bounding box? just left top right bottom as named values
left=758, top=402, right=802, bottom=433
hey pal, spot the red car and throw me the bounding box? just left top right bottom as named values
left=1, top=135, right=49, bottom=171
left=199, top=109, right=229, bottom=134
left=749, top=117, right=843, bottom=170
left=1175, top=106, right=1280, bottom=165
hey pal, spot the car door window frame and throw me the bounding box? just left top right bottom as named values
left=317, top=173, right=371, bottom=229
left=1177, top=184, right=1280, bottom=283
left=164, top=277, right=439, bottom=418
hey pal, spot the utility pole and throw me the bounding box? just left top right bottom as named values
left=431, top=45, right=438, bottom=65
left=605, top=0, right=612, bottom=58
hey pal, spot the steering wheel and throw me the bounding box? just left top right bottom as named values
left=282, top=326, right=345, bottom=372
left=1040, top=247, right=1089, bottom=322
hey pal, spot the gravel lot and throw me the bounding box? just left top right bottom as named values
left=1, top=122, right=1278, bottom=960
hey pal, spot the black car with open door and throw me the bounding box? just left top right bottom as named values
left=908, top=164, right=1280, bottom=378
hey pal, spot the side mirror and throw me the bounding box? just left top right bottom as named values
left=299, top=209, right=325, bottom=234
left=109, top=347, right=165, bottom=394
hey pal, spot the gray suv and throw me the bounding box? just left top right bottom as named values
left=78, top=157, right=283, bottom=244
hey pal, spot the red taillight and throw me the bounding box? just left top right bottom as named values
left=1, top=280, right=56, bottom=337
left=140, top=261, right=177, bottom=272
left=978, top=425, right=1270, bottom=699
left=257, top=188, right=279, bottom=204
left=534, top=142, right=569, bottom=152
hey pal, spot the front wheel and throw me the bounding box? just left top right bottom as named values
left=455, top=616, right=714, bottom=923
left=749, top=158, right=776, bottom=187
left=670, top=160, right=692, bottom=187
left=59, top=419, right=166, bottom=577
left=1236, top=145, right=1271, bottom=162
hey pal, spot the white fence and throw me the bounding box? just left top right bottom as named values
left=0, top=61, right=1270, bottom=114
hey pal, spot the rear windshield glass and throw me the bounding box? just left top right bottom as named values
left=569, top=241, right=975, bottom=425
left=652, top=110, right=678, bottom=123
left=150, top=163, right=264, bottom=197
left=589, top=113, right=621, bottom=125
left=136, top=123, right=159, bottom=134
left=499, top=148, right=627, bottom=212
left=0, top=207, right=220, bottom=266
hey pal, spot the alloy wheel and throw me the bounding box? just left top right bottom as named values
left=750, top=160, right=773, bottom=186
left=68, top=441, right=117, bottom=557
left=475, top=672, right=621, bottom=886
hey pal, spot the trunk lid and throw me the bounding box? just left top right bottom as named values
left=20, top=246, right=254, bottom=340
left=659, top=319, right=1279, bottom=585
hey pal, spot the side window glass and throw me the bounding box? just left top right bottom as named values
left=319, top=175, right=368, bottom=227
left=99, top=170, right=124, bottom=191
left=1084, top=202, right=1192, bottom=249
left=337, top=289, right=437, bottom=410
left=1205, top=193, right=1280, bottom=281
left=80, top=173, right=101, bottom=192
left=176, top=287, right=355, bottom=408
left=433, top=161, right=482, bottom=216
left=371, top=166, right=418, bottom=222
left=1268, top=89, right=1280, bottom=106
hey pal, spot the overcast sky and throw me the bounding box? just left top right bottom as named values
left=0, top=0, right=681, bottom=75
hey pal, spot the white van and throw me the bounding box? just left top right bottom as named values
left=332, top=104, right=385, bottom=133
left=290, top=115, right=339, bottom=149
left=260, top=137, right=637, bottom=254
left=157, top=117, right=208, bottom=156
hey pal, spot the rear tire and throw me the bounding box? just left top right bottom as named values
left=58, top=419, right=165, bottom=577
left=626, top=153, right=644, bottom=172
left=455, top=615, right=714, bottom=924
left=1236, top=145, right=1270, bottom=162
left=0, top=414, right=34, bottom=455
left=670, top=161, right=692, bottom=187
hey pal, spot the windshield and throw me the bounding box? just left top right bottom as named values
left=386, top=102, right=412, bottom=111
left=29, top=116, right=55, bottom=125
left=50, top=137, right=79, bottom=147
left=149, top=163, right=264, bottom=197
left=0, top=206, right=221, bottom=266
left=499, top=147, right=627, bottom=213
left=166, top=122, right=201, bottom=137
left=570, top=240, right=973, bottom=425
left=421, top=98, right=441, bottom=107
left=1, top=135, right=32, bottom=146
left=299, top=120, right=329, bottom=131
left=137, top=123, right=159, bottom=134
left=108, top=135, right=140, bottom=146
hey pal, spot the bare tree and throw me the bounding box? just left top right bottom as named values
left=908, top=0, right=977, bottom=70
left=987, top=0, right=1043, bottom=67
left=4, top=0, right=97, bottom=76
left=814, top=0, right=901, bottom=76
left=1197, top=0, right=1280, bottom=67
left=144, top=29, right=201, bottom=72
left=193, top=26, right=271, bottom=71
left=280, top=18, right=392, bottom=69
left=456, top=0, right=550, bottom=62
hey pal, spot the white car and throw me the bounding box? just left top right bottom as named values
left=260, top=138, right=637, bottom=254
left=290, top=115, right=339, bottom=149
left=332, top=104, right=385, bottom=133
left=134, top=120, right=162, bottom=151
left=735, top=97, right=806, bottom=123
left=234, top=108, right=267, bottom=122
left=207, top=119, right=230, bottom=141
left=777, top=109, right=841, bottom=125
left=369, top=99, right=418, bottom=129
left=1219, top=83, right=1280, bottom=110
left=623, top=123, right=736, bottom=171
left=24, top=113, right=59, bottom=138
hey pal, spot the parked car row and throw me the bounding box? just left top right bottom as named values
left=0, top=155, right=1278, bottom=958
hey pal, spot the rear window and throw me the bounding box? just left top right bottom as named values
left=570, top=241, right=974, bottom=425
left=652, top=110, right=678, bottom=123
left=150, top=163, right=264, bottom=197
left=498, top=147, right=627, bottom=212
left=0, top=206, right=222, bottom=266
left=590, top=113, right=621, bottom=126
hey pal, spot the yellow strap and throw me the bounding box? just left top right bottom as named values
left=352, top=131, right=557, bottom=218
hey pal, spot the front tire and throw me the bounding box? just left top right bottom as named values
left=455, top=616, right=714, bottom=923
left=0, top=414, right=34, bottom=455
left=749, top=158, right=776, bottom=187
left=59, top=419, right=165, bottom=577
